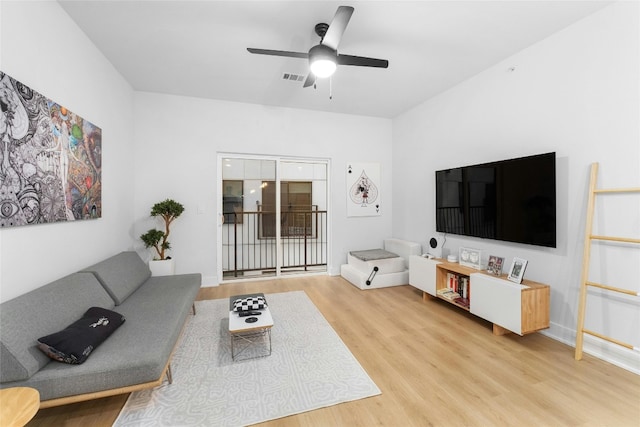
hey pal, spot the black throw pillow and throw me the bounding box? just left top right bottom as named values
left=37, top=306, right=125, bottom=364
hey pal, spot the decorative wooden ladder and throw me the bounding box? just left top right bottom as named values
left=575, top=162, right=640, bottom=360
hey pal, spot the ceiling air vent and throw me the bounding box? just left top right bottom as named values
left=282, top=73, right=306, bottom=82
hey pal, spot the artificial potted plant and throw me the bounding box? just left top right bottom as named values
left=140, top=199, right=185, bottom=276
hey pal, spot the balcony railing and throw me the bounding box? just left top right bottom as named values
left=222, top=208, right=327, bottom=279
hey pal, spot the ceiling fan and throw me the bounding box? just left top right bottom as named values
left=247, top=5, right=389, bottom=88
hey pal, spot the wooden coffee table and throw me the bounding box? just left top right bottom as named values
left=229, top=294, right=274, bottom=361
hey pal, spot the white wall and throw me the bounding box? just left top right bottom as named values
left=0, top=2, right=392, bottom=299
left=0, top=1, right=136, bottom=302
left=392, top=1, right=639, bottom=373
left=133, top=92, right=393, bottom=285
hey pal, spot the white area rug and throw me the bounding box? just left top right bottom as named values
left=113, top=291, right=381, bottom=426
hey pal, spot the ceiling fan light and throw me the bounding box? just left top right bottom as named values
left=310, top=59, right=336, bottom=78
left=309, top=44, right=337, bottom=78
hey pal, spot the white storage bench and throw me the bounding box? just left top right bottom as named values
left=340, top=239, right=422, bottom=290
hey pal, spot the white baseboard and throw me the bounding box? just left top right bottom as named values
left=542, top=322, right=640, bottom=375
left=205, top=271, right=331, bottom=288
left=200, top=275, right=219, bottom=287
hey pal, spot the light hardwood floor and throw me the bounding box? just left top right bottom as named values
left=28, top=275, right=640, bottom=426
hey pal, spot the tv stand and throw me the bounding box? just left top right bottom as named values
left=409, top=256, right=550, bottom=336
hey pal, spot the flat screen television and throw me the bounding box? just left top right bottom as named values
left=435, top=152, right=556, bottom=248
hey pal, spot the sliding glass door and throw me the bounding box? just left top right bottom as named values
left=218, top=154, right=328, bottom=282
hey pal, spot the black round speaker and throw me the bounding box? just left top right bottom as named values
left=430, top=237, right=438, bottom=249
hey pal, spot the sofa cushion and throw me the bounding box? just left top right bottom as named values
left=38, top=307, right=125, bottom=364
left=82, top=251, right=151, bottom=305
left=0, top=272, right=115, bottom=382
left=350, top=249, right=399, bottom=261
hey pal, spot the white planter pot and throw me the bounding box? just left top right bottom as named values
left=149, top=259, right=175, bottom=276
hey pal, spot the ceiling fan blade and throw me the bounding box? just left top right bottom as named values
left=302, top=73, right=316, bottom=88
left=337, top=54, right=389, bottom=68
left=322, top=6, right=354, bottom=50
left=247, top=48, right=308, bottom=59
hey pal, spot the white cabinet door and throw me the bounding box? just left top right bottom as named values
left=470, top=273, right=523, bottom=335
left=409, top=256, right=440, bottom=295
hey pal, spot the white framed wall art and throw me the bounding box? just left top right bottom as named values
left=346, top=162, right=381, bottom=217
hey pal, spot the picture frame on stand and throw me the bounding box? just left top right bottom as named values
left=459, top=247, right=482, bottom=270
left=487, top=255, right=505, bottom=276
left=507, top=257, right=528, bottom=284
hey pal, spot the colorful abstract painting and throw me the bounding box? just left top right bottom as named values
left=0, top=71, right=101, bottom=227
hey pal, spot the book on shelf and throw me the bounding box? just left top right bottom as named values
left=459, top=276, right=469, bottom=299
left=453, top=297, right=470, bottom=308
left=437, top=288, right=460, bottom=301
left=446, top=273, right=470, bottom=300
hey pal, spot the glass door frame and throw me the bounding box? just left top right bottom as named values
left=217, top=153, right=330, bottom=283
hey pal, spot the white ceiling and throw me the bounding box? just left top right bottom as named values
left=59, top=1, right=611, bottom=118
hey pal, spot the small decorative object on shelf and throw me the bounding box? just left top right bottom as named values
left=459, top=247, right=482, bottom=269
left=487, top=255, right=505, bottom=276
left=507, top=257, right=528, bottom=284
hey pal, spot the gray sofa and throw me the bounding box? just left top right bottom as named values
left=0, top=251, right=201, bottom=408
